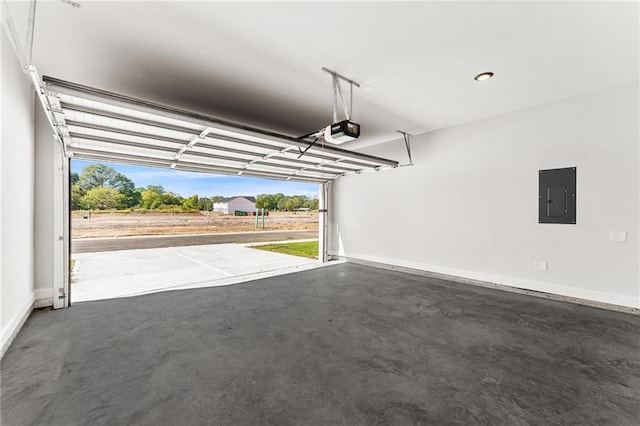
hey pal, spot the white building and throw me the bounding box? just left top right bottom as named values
left=212, top=196, right=256, bottom=214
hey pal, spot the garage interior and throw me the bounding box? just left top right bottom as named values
left=1, top=1, right=639, bottom=424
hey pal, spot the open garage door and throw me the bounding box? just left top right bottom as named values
left=36, top=75, right=398, bottom=307
left=41, top=76, right=398, bottom=182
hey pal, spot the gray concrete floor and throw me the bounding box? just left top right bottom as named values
left=2, top=263, right=639, bottom=425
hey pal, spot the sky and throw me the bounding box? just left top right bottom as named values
left=71, top=160, right=320, bottom=198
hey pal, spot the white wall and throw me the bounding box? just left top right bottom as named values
left=212, top=202, right=228, bottom=214
left=331, top=83, right=639, bottom=308
left=1, top=30, right=36, bottom=355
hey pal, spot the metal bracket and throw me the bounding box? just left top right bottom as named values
left=397, top=130, right=414, bottom=166
left=322, top=67, right=360, bottom=123
left=297, top=137, right=319, bottom=159
left=296, top=68, right=361, bottom=161
left=29, top=67, right=71, bottom=159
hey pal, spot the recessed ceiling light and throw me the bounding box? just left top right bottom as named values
left=474, top=72, right=494, bottom=82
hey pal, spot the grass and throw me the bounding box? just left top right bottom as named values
left=251, top=240, right=318, bottom=259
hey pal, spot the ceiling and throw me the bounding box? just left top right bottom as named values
left=6, top=1, right=639, bottom=150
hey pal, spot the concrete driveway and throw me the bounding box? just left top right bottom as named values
left=71, top=241, right=323, bottom=302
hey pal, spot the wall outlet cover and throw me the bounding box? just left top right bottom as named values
left=534, top=260, right=548, bottom=271
left=609, top=231, right=628, bottom=242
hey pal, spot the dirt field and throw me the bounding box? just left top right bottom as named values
left=72, top=211, right=318, bottom=238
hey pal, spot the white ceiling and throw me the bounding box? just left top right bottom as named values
left=7, top=1, right=640, bottom=149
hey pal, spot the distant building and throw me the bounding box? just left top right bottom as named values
left=213, top=196, right=256, bottom=214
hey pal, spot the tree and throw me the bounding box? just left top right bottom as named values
left=161, top=192, right=183, bottom=206
left=256, top=193, right=276, bottom=211
left=197, top=197, right=213, bottom=211
left=110, top=173, right=139, bottom=208
left=140, top=187, right=163, bottom=209
left=273, top=193, right=285, bottom=210
left=140, top=185, right=163, bottom=209
left=211, top=195, right=225, bottom=204
left=71, top=184, right=85, bottom=210
left=283, top=196, right=298, bottom=211
left=182, top=195, right=199, bottom=210
left=109, top=173, right=135, bottom=192
left=80, top=186, right=123, bottom=210
left=78, top=164, right=117, bottom=191
left=140, top=187, right=182, bottom=209
left=145, top=185, right=165, bottom=195
left=305, top=197, right=319, bottom=210
left=70, top=172, right=80, bottom=185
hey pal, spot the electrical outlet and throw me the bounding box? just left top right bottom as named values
left=610, top=231, right=627, bottom=242
left=534, top=260, right=548, bottom=271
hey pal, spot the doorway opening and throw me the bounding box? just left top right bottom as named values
left=70, top=159, right=322, bottom=302
left=41, top=75, right=396, bottom=308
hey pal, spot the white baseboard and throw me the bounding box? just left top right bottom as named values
left=34, top=287, right=53, bottom=308
left=341, top=253, right=640, bottom=314
left=1, top=291, right=35, bottom=359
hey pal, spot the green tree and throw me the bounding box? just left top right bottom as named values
left=273, top=193, right=285, bottom=210
left=256, top=194, right=277, bottom=210
left=211, top=195, right=224, bottom=204
left=140, top=187, right=182, bottom=209
left=146, top=185, right=165, bottom=195
left=109, top=173, right=135, bottom=191
left=182, top=195, right=199, bottom=210
left=140, top=186, right=164, bottom=209
left=197, top=197, right=213, bottom=211
left=71, top=184, right=85, bottom=210
left=162, top=192, right=183, bottom=206
left=70, top=172, right=80, bottom=185
left=110, top=173, right=139, bottom=208
left=284, top=197, right=296, bottom=211
left=78, top=164, right=117, bottom=191
left=80, top=186, right=124, bottom=210
left=305, top=197, right=319, bottom=210
left=256, top=194, right=267, bottom=209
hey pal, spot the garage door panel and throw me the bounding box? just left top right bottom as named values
left=44, top=76, right=398, bottom=183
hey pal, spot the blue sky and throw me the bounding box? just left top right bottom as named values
left=71, top=160, right=319, bottom=198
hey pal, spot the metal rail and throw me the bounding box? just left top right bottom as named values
left=44, top=76, right=398, bottom=168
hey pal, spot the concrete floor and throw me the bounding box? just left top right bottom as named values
left=72, top=242, right=319, bottom=302
left=2, top=263, right=639, bottom=425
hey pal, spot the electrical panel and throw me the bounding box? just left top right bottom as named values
left=539, top=167, right=576, bottom=224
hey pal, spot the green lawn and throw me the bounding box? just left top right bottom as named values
left=251, top=240, right=318, bottom=259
